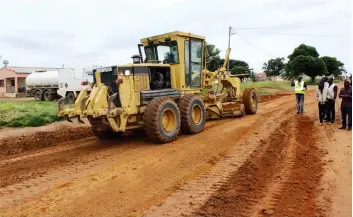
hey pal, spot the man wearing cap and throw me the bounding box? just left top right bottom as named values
left=291, top=75, right=307, bottom=114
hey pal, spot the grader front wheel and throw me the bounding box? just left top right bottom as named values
left=144, top=97, right=181, bottom=144
left=179, top=94, right=206, bottom=134
left=243, top=88, right=258, bottom=115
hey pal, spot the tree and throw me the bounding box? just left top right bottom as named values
left=290, top=55, right=327, bottom=82
left=220, top=59, right=251, bottom=75
left=288, top=44, right=319, bottom=60
left=320, top=56, right=346, bottom=77
left=286, top=44, right=326, bottom=82
left=262, top=57, right=285, bottom=77
left=204, top=41, right=221, bottom=71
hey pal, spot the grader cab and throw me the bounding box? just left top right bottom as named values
left=58, top=31, right=257, bottom=143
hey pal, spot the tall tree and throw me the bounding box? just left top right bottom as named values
left=220, top=58, right=251, bottom=75
left=204, top=41, right=221, bottom=71
left=286, top=44, right=326, bottom=82
left=320, top=56, right=346, bottom=77
left=262, top=57, right=285, bottom=77
left=288, top=44, right=319, bottom=60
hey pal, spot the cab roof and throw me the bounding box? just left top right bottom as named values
left=140, top=31, right=205, bottom=43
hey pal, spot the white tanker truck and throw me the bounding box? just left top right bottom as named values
left=26, top=68, right=93, bottom=104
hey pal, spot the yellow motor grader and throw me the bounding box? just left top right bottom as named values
left=58, top=31, right=257, bottom=143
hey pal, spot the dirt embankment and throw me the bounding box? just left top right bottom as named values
left=0, top=126, right=93, bottom=156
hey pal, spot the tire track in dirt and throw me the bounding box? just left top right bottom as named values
left=270, top=115, right=326, bottom=217
left=190, top=115, right=325, bottom=217
left=190, top=119, right=293, bottom=217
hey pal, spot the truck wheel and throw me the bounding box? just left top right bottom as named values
left=66, top=92, right=76, bottom=104
left=144, top=97, right=180, bottom=144
left=34, top=90, right=43, bottom=101
left=179, top=94, right=206, bottom=134
left=243, top=88, right=258, bottom=115
left=43, top=90, right=52, bottom=101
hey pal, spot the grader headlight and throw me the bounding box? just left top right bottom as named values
left=124, top=70, right=131, bottom=76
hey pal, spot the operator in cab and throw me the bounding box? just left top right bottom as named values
left=291, top=75, right=307, bottom=114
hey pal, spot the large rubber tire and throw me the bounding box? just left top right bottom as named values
left=179, top=94, right=206, bottom=134
left=43, top=90, right=52, bottom=101
left=144, top=97, right=181, bottom=144
left=243, top=88, right=258, bottom=115
left=34, top=90, right=43, bottom=101
left=66, top=92, right=76, bottom=104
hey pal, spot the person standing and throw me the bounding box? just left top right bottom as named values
left=317, top=80, right=328, bottom=126
left=291, top=76, right=307, bottom=114
left=338, top=80, right=352, bottom=130
left=326, top=77, right=338, bottom=124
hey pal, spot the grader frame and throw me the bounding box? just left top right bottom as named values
left=58, top=31, right=258, bottom=143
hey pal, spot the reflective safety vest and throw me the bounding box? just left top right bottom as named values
left=294, top=80, right=305, bottom=94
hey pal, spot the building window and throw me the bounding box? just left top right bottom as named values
left=0, top=80, right=4, bottom=87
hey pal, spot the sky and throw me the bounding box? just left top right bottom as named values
left=0, top=0, right=351, bottom=73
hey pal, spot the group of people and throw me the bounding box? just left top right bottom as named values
left=291, top=75, right=352, bottom=130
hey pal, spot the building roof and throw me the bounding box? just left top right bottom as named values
left=2, top=66, right=60, bottom=74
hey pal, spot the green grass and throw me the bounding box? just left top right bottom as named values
left=0, top=101, right=62, bottom=128
left=240, top=81, right=292, bottom=91
left=202, top=81, right=292, bottom=96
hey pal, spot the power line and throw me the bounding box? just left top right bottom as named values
left=234, top=15, right=351, bottom=30
left=231, top=29, right=275, bottom=58
left=248, top=30, right=348, bottom=38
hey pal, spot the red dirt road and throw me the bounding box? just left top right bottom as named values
left=0, top=87, right=351, bottom=217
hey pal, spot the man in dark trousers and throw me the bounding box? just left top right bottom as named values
left=338, top=80, right=352, bottom=130
left=291, top=75, right=307, bottom=114
left=326, top=77, right=338, bottom=123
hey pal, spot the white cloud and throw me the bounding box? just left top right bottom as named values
left=0, top=0, right=351, bottom=73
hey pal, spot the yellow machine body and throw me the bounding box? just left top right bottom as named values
left=58, top=31, right=257, bottom=143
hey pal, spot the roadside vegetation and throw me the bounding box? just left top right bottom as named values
left=0, top=101, right=61, bottom=128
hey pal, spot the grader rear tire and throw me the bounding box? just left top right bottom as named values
left=243, top=88, right=258, bottom=115
left=144, top=97, right=181, bottom=144
left=179, top=94, right=206, bottom=134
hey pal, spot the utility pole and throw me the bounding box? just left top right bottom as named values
left=227, top=26, right=236, bottom=73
